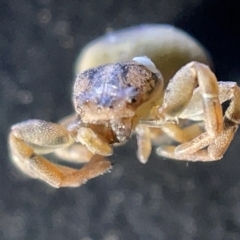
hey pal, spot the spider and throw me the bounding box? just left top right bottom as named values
left=8, top=24, right=240, bottom=188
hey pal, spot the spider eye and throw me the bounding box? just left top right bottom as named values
left=133, top=56, right=159, bottom=73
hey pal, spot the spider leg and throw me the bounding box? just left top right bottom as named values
left=157, top=81, right=240, bottom=161
left=9, top=119, right=112, bottom=187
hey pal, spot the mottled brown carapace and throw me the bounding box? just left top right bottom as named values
left=73, top=60, right=163, bottom=123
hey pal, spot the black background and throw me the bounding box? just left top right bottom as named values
left=1, top=0, right=240, bottom=239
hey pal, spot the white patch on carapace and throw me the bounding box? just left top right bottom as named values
left=133, top=56, right=159, bottom=74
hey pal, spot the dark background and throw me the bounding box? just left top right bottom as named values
left=1, top=0, right=240, bottom=239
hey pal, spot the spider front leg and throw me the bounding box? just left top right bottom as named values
left=158, top=61, right=223, bottom=134
left=143, top=62, right=225, bottom=161
left=157, top=81, right=240, bottom=161
left=9, top=119, right=112, bottom=187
